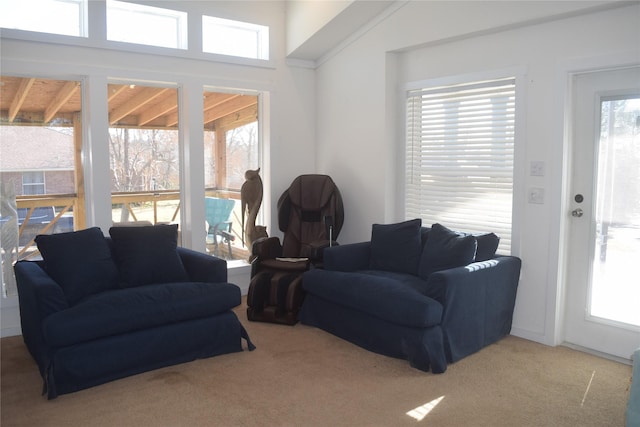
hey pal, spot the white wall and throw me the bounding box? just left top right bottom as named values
left=314, top=1, right=640, bottom=346
left=286, top=0, right=350, bottom=56
left=0, top=1, right=316, bottom=337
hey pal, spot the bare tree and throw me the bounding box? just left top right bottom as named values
left=109, top=128, right=179, bottom=192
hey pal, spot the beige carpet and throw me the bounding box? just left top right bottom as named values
left=1, top=302, right=632, bottom=427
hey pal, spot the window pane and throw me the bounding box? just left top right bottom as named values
left=108, top=84, right=181, bottom=226
left=0, top=0, right=86, bottom=37
left=0, top=76, right=83, bottom=281
left=107, top=0, right=187, bottom=49
left=203, top=16, right=269, bottom=60
left=203, top=90, right=259, bottom=262
left=405, top=77, right=516, bottom=253
left=22, top=171, right=45, bottom=195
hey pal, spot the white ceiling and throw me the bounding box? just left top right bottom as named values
left=285, top=0, right=396, bottom=62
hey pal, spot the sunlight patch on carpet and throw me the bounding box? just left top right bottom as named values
left=406, top=396, right=445, bottom=421
left=581, top=370, right=596, bottom=407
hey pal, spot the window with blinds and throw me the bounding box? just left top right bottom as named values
left=405, top=77, right=515, bottom=254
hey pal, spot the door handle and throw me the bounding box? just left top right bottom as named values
left=571, top=208, right=583, bottom=218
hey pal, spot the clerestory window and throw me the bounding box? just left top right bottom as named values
left=202, top=16, right=269, bottom=60
left=106, top=0, right=187, bottom=50
left=0, top=0, right=88, bottom=37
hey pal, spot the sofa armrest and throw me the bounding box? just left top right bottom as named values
left=424, top=256, right=522, bottom=362
left=14, top=261, right=69, bottom=373
left=15, top=261, right=69, bottom=319
left=324, top=242, right=371, bottom=271
left=178, top=247, right=228, bottom=283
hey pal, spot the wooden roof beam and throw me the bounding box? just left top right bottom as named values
left=109, top=87, right=168, bottom=125
left=204, top=93, right=238, bottom=111
left=203, top=95, right=257, bottom=125
left=215, top=104, right=258, bottom=130
left=8, top=78, right=35, bottom=122
left=44, top=81, right=80, bottom=123
left=108, top=84, right=129, bottom=102
left=138, top=92, right=177, bottom=126
left=164, top=93, right=239, bottom=127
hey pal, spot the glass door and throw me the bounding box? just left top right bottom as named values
left=589, top=95, right=640, bottom=327
left=563, top=66, right=640, bottom=360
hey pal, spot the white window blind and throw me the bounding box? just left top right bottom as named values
left=405, top=77, right=515, bottom=254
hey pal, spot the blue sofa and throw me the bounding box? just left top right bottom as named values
left=300, top=220, right=521, bottom=373
left=14, top=225, right=254, bottom=399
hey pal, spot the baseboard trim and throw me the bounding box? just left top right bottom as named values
left=1, top=326, right=22, bottom=338
left=561, top=342, right=632, bottom=365
left=510, top=327, right=553, bottom=346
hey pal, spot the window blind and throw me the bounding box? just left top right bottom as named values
left=405, top=77, right=515, bottom=254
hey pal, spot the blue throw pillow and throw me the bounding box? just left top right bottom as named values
left=370, top=218, right=422, bottom=275
left=474, top=232, right=500, bottom=261
left=418, top=223, right=477, bottom=280
left=109, top=224, right=189, bottom=287
left=35, top=227, right=119, bottom=305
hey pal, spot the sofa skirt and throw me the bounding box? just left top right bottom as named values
left=46, top=311, right=250, bottom=399
left=299, top=294, right=447, bottom=373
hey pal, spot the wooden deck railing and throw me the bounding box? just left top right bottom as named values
left=12, top=190, right=247, bottom=261
left=15, top=195, right=78, bottom=259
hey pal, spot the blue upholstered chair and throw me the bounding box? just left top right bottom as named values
left=205, top=197, right=236, bottom=258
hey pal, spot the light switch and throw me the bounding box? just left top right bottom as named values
left=528, top=187, right=545, bottom=204
left=530, top=161, right=545, bottom=177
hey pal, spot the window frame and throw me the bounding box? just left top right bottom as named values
left=22, top=171, right=46, bottom=195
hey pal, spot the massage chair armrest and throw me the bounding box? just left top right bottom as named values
left=303, top=239, right=339, bottom=265
left=250, top=237, right=285, bottom=277
left=323, top=241, right=372, bottom=272
left=178, top=246, right=228, bottom=283
left=251, top=236, right=284, bottom=260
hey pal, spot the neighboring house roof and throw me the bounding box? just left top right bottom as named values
left=0, top=126, right=74, bottom=171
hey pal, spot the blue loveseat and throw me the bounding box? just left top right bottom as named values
left=15, top=225, right=254, bottom=399
left=300, top=220, right=521, bottom=373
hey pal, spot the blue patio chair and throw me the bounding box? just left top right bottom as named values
left=205, top=197, right=236, bottom=258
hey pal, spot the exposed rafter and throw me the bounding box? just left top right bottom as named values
left=138, top=93, right=177, bottom=126
left=108, top=84, right=128, bottom=102
left=204, top=93, right=238, bottom=111
left=8, top=78, right=35, bottom=122
left=109, top=87, right=169, bottom=125
left=1, top=76, right=259, bottom=131
left=44, top=81, right=80, bottom=123
left=204, top=95, right=257, bottom=126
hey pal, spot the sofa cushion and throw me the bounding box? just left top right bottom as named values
left=35, top=227, right=119, bottom=305
left=370, top=218, right=422, bottom=275
left=418, top=223, right=477, bottom=280
left=109, top=224, right=189, bottom=287
left=303, top=268, right=442, bottom=328
left=474, top=232, right=500, bottom=261
left=42, top=281, right=241, bottom=347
